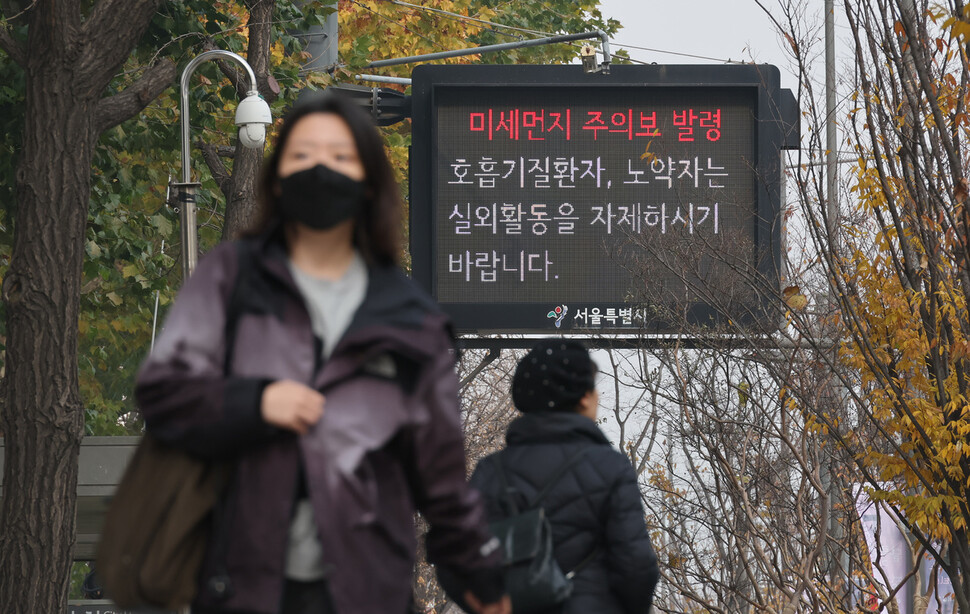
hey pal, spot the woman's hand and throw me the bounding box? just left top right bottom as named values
left=464, top=592, right=512, bottom=614
left=260, top=380, right=325, bottom=435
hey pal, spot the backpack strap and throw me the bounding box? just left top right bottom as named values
left=498, top=446, right=603, bottom=578
left=492, top=452, right=520, bottom=516
left=529, top=447, right=602, bottom=577
left=539, top=447, right=603, bottom=579
left=528, top=446, right=595, bottom=509
left=565, top=545, right=602, bottom=579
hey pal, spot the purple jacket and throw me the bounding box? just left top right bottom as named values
left=135, top=231, right=502, bottom=614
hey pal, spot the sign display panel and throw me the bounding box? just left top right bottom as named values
left=410, top=65, right=798, bottom=335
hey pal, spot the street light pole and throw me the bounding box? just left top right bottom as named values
left=173, top=49, right=271, bottom=280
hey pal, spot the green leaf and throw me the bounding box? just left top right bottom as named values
left=86, top=240, right=102, bottom=258
left=152, top=213, right=173, bottom=236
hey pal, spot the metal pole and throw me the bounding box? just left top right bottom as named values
left=826, top=0, right=838, bottom=235
left=824, top=0, right=850, bottom=605
left=322, top=3, right=338, bottom=69
left=175, top=50, right=260, bottom=280
left=354, top=74, right=413, bottom=86
left=366, top=30, right=612, bottom=69
left=897, top=1, right=921, bottom=611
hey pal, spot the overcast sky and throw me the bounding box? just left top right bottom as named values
left=597, top=0, right=800, bottom=90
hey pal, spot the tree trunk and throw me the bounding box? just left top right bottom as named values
left=0, top=47, right=93, bottom=614
left=222, top=135, right=263, bottom=239
left=222, top=0, right=276, bottom=240
left=0, top=2, right=165, bottom=611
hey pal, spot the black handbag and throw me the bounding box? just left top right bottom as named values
left=489, top=448, right=600, bottom=613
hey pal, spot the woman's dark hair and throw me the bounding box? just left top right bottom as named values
left=248, top=89, right=402, bottom=266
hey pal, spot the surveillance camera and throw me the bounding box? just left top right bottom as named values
left=238, top=123, right=266, bottom=149
left=235, top=92, right=272, bottom=149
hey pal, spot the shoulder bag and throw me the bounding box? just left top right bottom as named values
left=96, top=240, right=253, bottom=609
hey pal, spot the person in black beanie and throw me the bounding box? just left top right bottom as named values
left=468, top=338, right=660, bottom=614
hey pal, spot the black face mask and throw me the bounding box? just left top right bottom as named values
left=278, top=164, right=367, bottom=230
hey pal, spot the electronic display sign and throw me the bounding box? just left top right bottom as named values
left=410, top=65, right=799, bottom=335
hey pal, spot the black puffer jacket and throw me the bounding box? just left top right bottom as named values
left=470, top=412, right=660, bottom=614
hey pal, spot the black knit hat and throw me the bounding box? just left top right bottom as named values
left=511, top=339, right=597, bottom=413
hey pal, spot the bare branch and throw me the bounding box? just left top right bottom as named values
left=197, top=141, right=232, bottom=199
left=214, top=145, right=236, bottom=159
left=93, top=59, right=177, bottom=137
left=0, top=24, right=24, bottom=65
left=0, top=0, right=35, bottom=65
left=459, top=348, right=500, bottom=389
left=0, top=0, right=35, bottom=20
left=201, top=37, right=250, bottom=98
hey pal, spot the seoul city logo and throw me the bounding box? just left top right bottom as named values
left=546, top=305, right=568, bottom=328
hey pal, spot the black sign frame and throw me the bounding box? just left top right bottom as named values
left=410, top=64, right=798, bottom=337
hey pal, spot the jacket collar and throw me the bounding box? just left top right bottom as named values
left=505, top=411, right=611, bottom=447
left=248, top=222, right=449, bottom=362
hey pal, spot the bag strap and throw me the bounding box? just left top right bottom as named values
left=222, top=239, right=255, bottom=374
left=565, top=545, right=602, bottom=579
left=206, top=238, right=255, bottom=598
left=548, top=448, right=603, bottom=579
left=496, top=446, right=604, bottom=577
left=528, top=447, right=594, bottom=509
left=492, top=452, right=520, bottom=516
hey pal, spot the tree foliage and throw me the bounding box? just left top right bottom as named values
left=615, top=1, right=970, bottom=612
left=333, top=0, right=624, bottom=268
left=829, top=2, right=970, bottom=610
left=0, top=0, right=626, bottom=437
left=0, top=1, right=628, bottom=611
left=26, top=1, right=326, bottom=435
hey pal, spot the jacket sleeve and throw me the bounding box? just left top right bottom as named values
left=134, top=242, right=279, bottom=459
left=400, top=326, right=504, bottom=606
left=604, top=459, right=661, bottom=614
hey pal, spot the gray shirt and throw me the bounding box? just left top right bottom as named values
left=287, top=252, right=368, bottom=360
left=284, top=251, right=368, bottom=580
